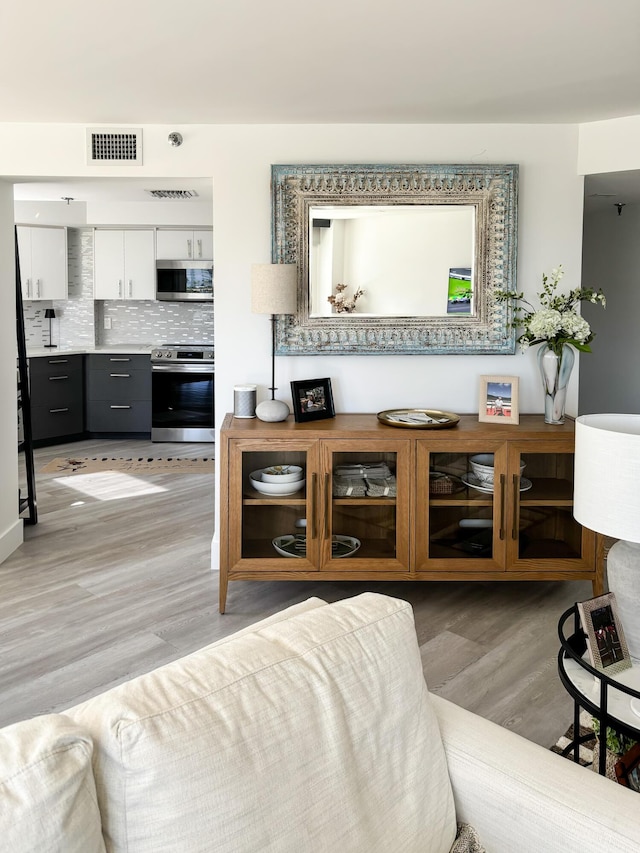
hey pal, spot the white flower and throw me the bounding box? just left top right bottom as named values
left=528, top=308, right=563, bottom=339
left=561, top=311, right=591, bottom=342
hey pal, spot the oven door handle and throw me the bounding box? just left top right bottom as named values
left=152, top=363, right=214, bottom=374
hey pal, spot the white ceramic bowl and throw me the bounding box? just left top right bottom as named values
left=470, top=454, right=525, bottom=485
left=249, top=470, right=305, bottom=495
left=261, top=465, right=303, bottom=483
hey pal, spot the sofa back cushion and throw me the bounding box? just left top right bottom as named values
left=69, top=593, right=456, bottom=853
left=0, top=714, right=105, bottom=853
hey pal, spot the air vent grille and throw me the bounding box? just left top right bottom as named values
left=86, top=128, right=142, bottom=165
left=145, top=189, right=200, bottom=199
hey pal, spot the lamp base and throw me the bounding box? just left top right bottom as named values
left=606, top=539, right=640, bottom=662
left=256, top=399, right=290, bottom=423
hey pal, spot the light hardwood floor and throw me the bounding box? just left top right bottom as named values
left=3, top=437, right=593, bottom=748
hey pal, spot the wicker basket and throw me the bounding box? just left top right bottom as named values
left=429, top=472, right=459, bottom=495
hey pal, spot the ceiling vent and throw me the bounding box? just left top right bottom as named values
left=86, top=128, right=142, bottom=165
left=145, top=189, right=200, bottom=200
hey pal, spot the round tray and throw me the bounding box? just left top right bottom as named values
left=377, top=409, right=460, bottom=429
left=272, top=534, right=360, bottom=559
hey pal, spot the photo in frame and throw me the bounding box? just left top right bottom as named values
left=577, top=592, right=632, bottom=676
left=478, top=375, right=519, bottom=425
left=290, top=378, right=335, bottom=423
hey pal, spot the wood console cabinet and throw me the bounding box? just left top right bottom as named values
left=219, top=413, right=601, bottom=612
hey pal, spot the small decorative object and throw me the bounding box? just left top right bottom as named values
left=478, top=376, right=519, bottom=425
left=251, top=263, right=297, bottom=422
left=429, top=472, right=464, bottom=495
left=233, top=384, right=257, bottom=418
left=577, top=592, right=632, bottom=676
left=495, top=266, right=605, bottom=424
left=615, top=743, right=640, bottom=791
left=377, top=409, right=460, bottom=429
left=327, top=283, right=364, bottom=313
left=44, top=307, right=57, bottom=348
left=290, top=378, right=335, bottom=423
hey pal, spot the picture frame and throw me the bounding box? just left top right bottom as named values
left=577, top=592, right=632, bottom=676
left=478, top=375, right=520, bottom=425
left=290, top=377, right=335, bottom=423
left=615, top=743, right=640, bottom=791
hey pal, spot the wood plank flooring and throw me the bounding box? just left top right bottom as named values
left=2, top=437, right=594, bottom=748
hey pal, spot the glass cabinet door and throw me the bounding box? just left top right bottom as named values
left=507, top=445, right=595, bottom=568
left=320, top=439, right=410, bottom=571
left=416, top=441, right=507, bottom=570
left=230, top=439, right=319, bottom=569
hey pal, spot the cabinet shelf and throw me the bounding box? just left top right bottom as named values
left=219, top=413, right=601, bottom=612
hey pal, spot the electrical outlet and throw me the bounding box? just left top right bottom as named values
left=104, top=317, right=112, bottom=329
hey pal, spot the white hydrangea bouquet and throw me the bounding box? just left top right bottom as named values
left=495, top=265, right=606, bottom=355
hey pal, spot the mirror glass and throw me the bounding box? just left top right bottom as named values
left=309, top=204, right=475, bottom=318
left=272, top=163, right=518, bottom=355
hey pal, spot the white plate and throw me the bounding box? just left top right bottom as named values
left=272, top=534, right=361, bottom=558
left=461, top=472, right=532, bottom=493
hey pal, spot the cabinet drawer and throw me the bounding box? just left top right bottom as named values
left=88, top=369, right=151, bottom=401
left=31, top=403, right=83, bottom=441
left=30, top=354, right=82, bottom=382
left=30, top=369, right=83, bottom=408
left=87, top=400, right=151, bottom=433
left=87, top=354, right=150, bottom=372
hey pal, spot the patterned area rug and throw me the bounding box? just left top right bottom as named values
left=40, top=456, right=215, bottom=475
left=551, top=712, right=596, bottom=768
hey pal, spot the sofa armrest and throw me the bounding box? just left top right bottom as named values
left=431, top=694, right=640, bottom=853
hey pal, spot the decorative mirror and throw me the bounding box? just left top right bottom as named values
left=271, top=163, right=518, bottom=355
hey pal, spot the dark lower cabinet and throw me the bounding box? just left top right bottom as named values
left=29, top=354, right=84, bottom=443
left=85, top=354, right=151, bottom=435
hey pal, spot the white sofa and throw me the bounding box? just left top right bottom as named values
left=1, top=593, right=639, bottom=852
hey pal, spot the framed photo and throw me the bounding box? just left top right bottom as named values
left=615, top=743, right=640, bottom=791
left=577, top=592, right=632, bottom=675
left=478, top=375, right=519, bottom=425
left=290, top=378, right=335, bottom=423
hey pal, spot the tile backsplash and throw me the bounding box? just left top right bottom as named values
left=23, top=228, right=214, bottom=348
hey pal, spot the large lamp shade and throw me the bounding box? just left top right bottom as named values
left=574, top=413, right=640, bottom=663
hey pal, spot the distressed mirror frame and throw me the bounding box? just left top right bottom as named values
left=271, top=163, right=518, bottom=355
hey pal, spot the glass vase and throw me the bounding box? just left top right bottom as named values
left=537, top=343, right=575, bottom=424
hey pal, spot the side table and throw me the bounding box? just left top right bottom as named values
left=558, top=604, right=640, bottom=775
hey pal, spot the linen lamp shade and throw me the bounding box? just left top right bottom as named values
left=574, top=413, right=640, bottom=664
left=251, top=264, right=297, bottom=315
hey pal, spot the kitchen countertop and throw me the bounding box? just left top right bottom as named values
left=27, top=345, right=154, bottom=358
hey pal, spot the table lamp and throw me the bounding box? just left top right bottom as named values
left=251, top=263, right=297, bottom=422
left=574, top=413, right=640, bottom=665
left=44, top=308, right=57, bottom=348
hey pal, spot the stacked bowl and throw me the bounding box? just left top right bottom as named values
left=249, top=464, right=305, bottom=495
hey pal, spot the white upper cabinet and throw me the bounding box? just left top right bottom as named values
left=155, top=229, right=213, bottom=260
left=17, top=226, right=68, bottom=300
left=94, top=229, right=155, bottom=300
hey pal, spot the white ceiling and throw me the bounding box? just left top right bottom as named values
left=1, top=0, right=639, bottom=126
left=5, top=0, right=640, bottom=207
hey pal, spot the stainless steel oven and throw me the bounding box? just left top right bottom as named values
left=151, top=345, right=214, bottom=442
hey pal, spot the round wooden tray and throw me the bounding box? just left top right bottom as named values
left=377, top=409, right=460, bottom=429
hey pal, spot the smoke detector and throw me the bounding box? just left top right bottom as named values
left=145, top=189, right=200, bottom=200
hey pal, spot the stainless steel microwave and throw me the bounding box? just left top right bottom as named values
left=156, top=260, right=213, bottom=302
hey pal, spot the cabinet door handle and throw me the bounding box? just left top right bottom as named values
left=47, top=358, right=68, bottom=364
left=26, top=278, right=31, bottom=298
left=118, top=280, right=123, bottom=298
left=128, top=279, right=133, bottom=298
left=197, top=239, right=202, bottom=258
left=110, top=405, right=131, bottom=409
left=499, top=473, right=506, bottom=540
left=48, top=375, right=68, bottom=381
left=109, top=373, right=131, bottom=378
left=36, top=279, right=42, bottom=298
left=324, top=472, right=330, bottom=540
left=512, top=474, right=520, bottom=540
left=109, top=357, right=131, bottom=362
left=187, top=238, right=193, bottom=258
left=49, top=407, right=69, bottom=414
left=310, top=473, right=317, bottom=540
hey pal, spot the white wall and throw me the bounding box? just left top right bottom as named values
left=0, top=180, right=23, bottom=561
left=0, top=121, right=589, bottom=566
left=578, top=115, right=640, bottom=177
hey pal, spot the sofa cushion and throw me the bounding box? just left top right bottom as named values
left=69, top=592, right=456, bottom=853
left=0, top=714, right=105, bottom=853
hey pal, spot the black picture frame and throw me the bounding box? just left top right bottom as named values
left=291, top=378, right=335, bottom=423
